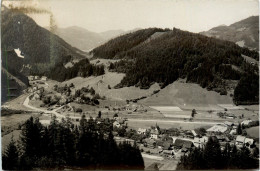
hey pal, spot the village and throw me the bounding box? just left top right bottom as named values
left=2, top=74, right=259, bottom=170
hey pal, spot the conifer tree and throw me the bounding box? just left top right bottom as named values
left=2, top=135, right=19, bottom=170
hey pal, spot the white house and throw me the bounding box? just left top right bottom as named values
left=236, top=135, right=246, bottom=147
left=41, top=76, right=48, bottom=81
left=241, top=120, right=252, bottom=126
left=137, top=128, right=147, bottom=135
left=150, top=128, right=159, bottom=139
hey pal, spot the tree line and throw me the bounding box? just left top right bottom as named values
left=43, top=58, right=105, bottom=82
left=177, top=136, right=259, bottom=170
left=2, top=116, right=144, bottom=170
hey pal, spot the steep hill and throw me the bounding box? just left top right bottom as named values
left=200, top=16, right=259, bottom=50
left=92, top=27, right=259, bottom=104
left=1, top=6, right=86, bottom=75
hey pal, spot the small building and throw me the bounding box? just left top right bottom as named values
left=241, top=120, right=253, bottom=126
left=162, top=150, right=174, bottom=157
left=31, top=93, right=40, bottom=101
left=193, top=136, right=208, bottom=148
left=150, top=128, right=159, bottom=140
left=28, top=75, right=34, bottom=81
left=191, top=130, right=197, bottom=137
left=41, top=76, right=48, bottom=81
left=244, top=138, right=254, bottom=147
left=137, top=128, right=147, bottom=135
left=34, top=76, right=40, bottom=80
left=229, top=129, right=236, bottom=135
left=236, top=135, right=246, bottom=146
left=113, top=121, right=120, bottom=128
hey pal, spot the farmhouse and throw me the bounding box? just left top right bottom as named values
left=193, top=136, right=208, bottom=148
left=41, top=76, right=48, bottom=81
left=244, top=138, right=254, bottom=147
left=241, top=120, right=253, bottom=126
left=28, top=75, right=34, bottom=81
left=150, top=128, right=159, bottom=139
left=236, top=135, right=246, bottom=147
left=191, top=130, right=197, bottom=137
left=137, top=128, right=147, bottom=135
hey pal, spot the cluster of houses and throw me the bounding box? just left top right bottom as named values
left=134, top=119, right=258, bottom=159
left=28, top=75, right=48, bottom=82
left=28, top=85, right=44, bottom=101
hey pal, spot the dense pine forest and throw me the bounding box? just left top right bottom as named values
left=92, top=28, right=259, bottom=104
left=2, top=116, right=144, bottom=170
left=30, top=58, right=105, bottom=82
left=176, top=137, right=259, bottom=170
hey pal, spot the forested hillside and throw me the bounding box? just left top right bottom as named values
left=1, top=6, right=86, bottom=74
left=44, top=59, right=105, bottom=82
left=92, top=28, right=170, bottom=59
left=93, top=28, right=259, bottom=104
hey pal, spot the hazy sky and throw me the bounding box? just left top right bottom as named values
left=3, top=0, right=259, bottom=33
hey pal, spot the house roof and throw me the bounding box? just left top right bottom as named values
left=236, top=135, right=246, bottom=143
left=224, top=121, right=233, bottom=126
left=174, top=139, right=193, bottom=148
left=245, top=138, right=254, bottom=145
left=138, top=128, right=147, bottom=133
left=163, top=142, right=171, bottom=150
left=191, top=130, right=197, bottom=136
left=241, top=120, right=253, bottom=125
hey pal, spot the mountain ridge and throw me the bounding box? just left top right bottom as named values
left=200, top=16, right=259, bottom=50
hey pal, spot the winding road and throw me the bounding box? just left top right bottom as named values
left=23, top=95, right=80, bottom=120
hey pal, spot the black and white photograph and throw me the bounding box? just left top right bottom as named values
left=1, top=0, right=259, bottom=170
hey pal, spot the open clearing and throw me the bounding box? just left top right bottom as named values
left=141, top=79, right=233, bottom=111
left=127, top=119, right=215, bottom=130
left=62, top=71, right=160, bottom=101
left=149, top=106, right=183, bottom=112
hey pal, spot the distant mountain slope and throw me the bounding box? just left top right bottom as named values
left=54, top=26, right=105, bottom=52
left=92, top=27, right=259, bottom=104
left=200, top=16, right=259, bottom=50
left=52, top=27, right=128, bottom=52
left=99, top=29, right=125, bottom=41
left=1, top=6, right=86, bottom=74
